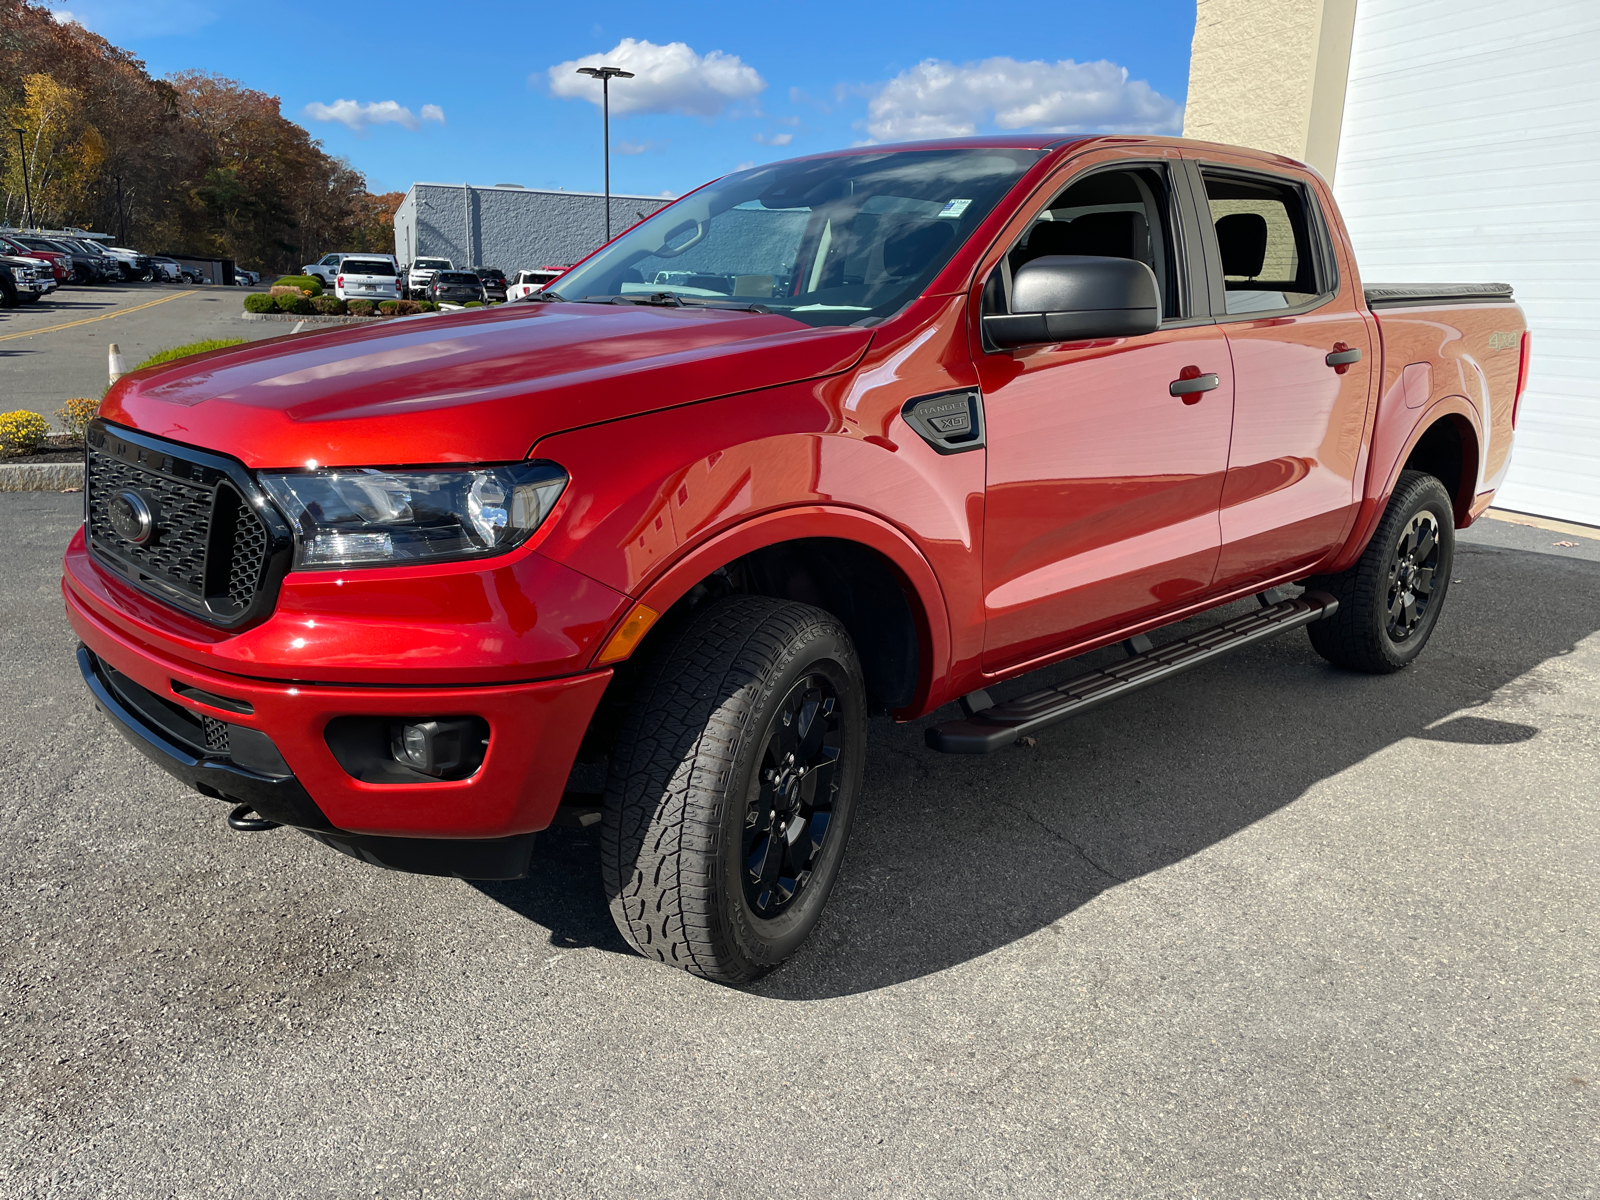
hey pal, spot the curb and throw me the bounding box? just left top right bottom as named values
left=241, top=312, right=390, bottom=325
left=0, top=462, right=84, bottom=491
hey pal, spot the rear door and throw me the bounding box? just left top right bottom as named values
left=1189, top=159, right=1376, bottom=587
left=974, top=150, right=1235, bottom=672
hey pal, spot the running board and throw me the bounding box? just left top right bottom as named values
left=926, top=591, right=1339, bottom=754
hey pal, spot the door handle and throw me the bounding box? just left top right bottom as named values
left=1326, top=344, right=1362, bottom=372
left=1169, top=368, right=1220, bottom=402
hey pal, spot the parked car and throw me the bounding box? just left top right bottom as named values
left=334, top=258, right=401, bottom=302
left=235, top=268, right=260, bottom=286
left=473, top=267, right=508, bottom=302
left=304, top=253, right=397, bottom=288
left=56, top=238, right=123, bottom=283
left=15, top=236, right=109, bottom=283
left=146, top=257, right=184, bottom=283
left=426, top=270, right=487, bottom=305
left=507, top=266, right=567, bottom=301
left=64, top=134, right=1530, bottom=985
left=0, top=253, right=55, bottom=302
left=0, top=235, right=68, bottom=282
left=405, top=257, right=453, bottom=299
left=100, top=245, right=155, bottom=281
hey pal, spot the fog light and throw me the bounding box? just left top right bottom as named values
left=389, top=718, right=482, bottom=778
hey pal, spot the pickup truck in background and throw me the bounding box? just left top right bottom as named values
left=65, top=135, right=1529, bottom=985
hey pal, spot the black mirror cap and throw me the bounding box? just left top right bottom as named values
left=986, top=254, right=1161, bottom=348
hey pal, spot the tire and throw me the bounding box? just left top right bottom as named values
left=1306, top=469, right=1456, bottom=673
left=601, top=596, right=868, bottom=983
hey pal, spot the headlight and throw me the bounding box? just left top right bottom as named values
left=257, top=461, right=567, bottom=570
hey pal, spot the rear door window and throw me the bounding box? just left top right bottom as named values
left=1199, top=169, right=1332, bottom=314
left=342, top=261, right=395, bottom=276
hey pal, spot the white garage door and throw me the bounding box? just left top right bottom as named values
left=1334, top=0, right=1600, bottom=525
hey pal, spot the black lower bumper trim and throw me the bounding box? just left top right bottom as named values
left=78, top=644, right=337, bottom=832
left=302, top=830, right=536, bottom=881
left=79, top=644, right=538, bottom=879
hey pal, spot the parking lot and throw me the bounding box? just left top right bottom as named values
left=2, top=487, right=1595, bottom=1198
left=1, top=284, right=280, bottom=424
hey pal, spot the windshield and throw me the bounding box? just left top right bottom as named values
left=553, top=147, right=1042, bottom=327
left=415, top=259, right=450, bottom=270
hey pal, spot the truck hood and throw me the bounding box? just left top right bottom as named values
left=101, top=303, right=874, bottom=469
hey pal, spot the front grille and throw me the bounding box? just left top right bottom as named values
left=201, top=714, right=231, bottom=753
left=84, top=422, right=289, bottom=627
left=86, top=448, right=213, bottom=598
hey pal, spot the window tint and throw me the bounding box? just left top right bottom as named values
left=988, top=163, right=1183, bottom=322
left=415, top=258, right=451, bottom=270
left=342, top=260, right=396, bottom=276
left=437, top=272, right=480, bottom=284
left=1200, top=170, right=1327, bottom=314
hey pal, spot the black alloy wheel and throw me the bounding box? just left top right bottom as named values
left=602, top=595, right=868, bottom=983
left=1385, top=509, right=1442, bottom=642
left=743, top=673, right=844, bottom=919
left=1306, top=469, right=1456, bottom=673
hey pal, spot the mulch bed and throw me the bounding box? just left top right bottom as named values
left=4, top=443, right=85, bottom=464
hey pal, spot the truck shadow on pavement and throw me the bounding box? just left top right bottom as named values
left=475, top=538, right=1598, bottom=998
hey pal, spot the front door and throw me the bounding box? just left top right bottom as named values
left=1195, top=163, right=1376, bottom=587
left=975, top=158, right=1235, bottom=673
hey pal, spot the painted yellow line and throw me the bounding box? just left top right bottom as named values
left=0, top=289, right=197, bottom=343
left=1485, top=508, right=1600, bottom=541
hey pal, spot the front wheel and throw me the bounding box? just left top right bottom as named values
left=1306, top=470, right=1456, bottom=673
left=601, top=596, right=868, bottom=984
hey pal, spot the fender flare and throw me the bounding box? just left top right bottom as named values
left=1324, top=395, right=1483, bottom=575
left=589, top=504, right=953, bottom=713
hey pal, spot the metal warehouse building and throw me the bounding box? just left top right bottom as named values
left=392, top=184, right=673, bottom=276
left=1186, top=0, right=1600, bottom=526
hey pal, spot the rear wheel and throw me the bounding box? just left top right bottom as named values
left=1306, top=470, right=1456, bottom=673
left=601, top=596, right=867, bottom=983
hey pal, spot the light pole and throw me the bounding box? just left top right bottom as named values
left=14, top=127, right=34, bottom=229
left=574, top=65, right=633, bottom=244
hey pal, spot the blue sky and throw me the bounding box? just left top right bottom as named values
left=47, top=0, right=1197, bottom=198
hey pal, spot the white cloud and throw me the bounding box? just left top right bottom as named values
left=753, top=131, right=793, bottom=146
left=546, top=38, right=765, bottom=118
left=614, top=138, right=667, bottom=155
left=51, top=9, right=80, bottom=24
left=302, top=99, right=445, bottom=133
left=864, top=57, right=1182, bottom=142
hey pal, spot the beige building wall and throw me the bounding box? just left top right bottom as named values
left=1183, top=0, right=1358, bottom=179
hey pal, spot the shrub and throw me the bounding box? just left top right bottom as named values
left=244, top=292, right=277, bottom=313
left=310, top=295, right=347, bottom=316
left=133, top=339, right=249, bottom=371
left=415, top=301, right=436, bottom=312
left=0, top=410, right=50, bottom=455
left=377, top=300, right=399, bottom=316
left=348, top=299, right=375, bottom=316
left=463, top=300, right=484, bottom=308
left=274, top=292, right=314, bottom=315
left=271, top=274, right=323, bottom=296
left=55, top=398, right=98, bottom=439
left=395, top=300, right=421, bottom=316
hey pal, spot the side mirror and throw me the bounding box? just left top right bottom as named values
left=984, top=255, right=1160, bottom=348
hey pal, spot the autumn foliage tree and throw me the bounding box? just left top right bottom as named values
left=0, top=0, right=396, bottom=271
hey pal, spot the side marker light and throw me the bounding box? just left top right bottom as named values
left=597, top=603, right=660, bottom=665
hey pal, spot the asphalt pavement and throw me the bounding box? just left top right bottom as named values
left=1, top=495, right=1595, bottom=1198
left=0, top=283, right=283, bottom=426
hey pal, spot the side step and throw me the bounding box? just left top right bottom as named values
left=926, top=591, right=1339, bottom=754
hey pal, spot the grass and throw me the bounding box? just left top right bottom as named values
left=134, top=338, right=248, bottom=372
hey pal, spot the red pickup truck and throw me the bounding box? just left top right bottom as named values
left=65, top=135, right=1530, bottom=983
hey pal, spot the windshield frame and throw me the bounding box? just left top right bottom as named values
left=551, top=146, right=1047, bottom=328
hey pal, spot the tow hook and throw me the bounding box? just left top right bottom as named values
left=227, top=804, right=281, bottom=832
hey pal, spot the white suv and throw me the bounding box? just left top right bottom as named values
left=405, top=257, right=453, bottom=299
left=507, top=268, right=565, bottom=301
left=334, top=258, right=402, bottom=302
left=305, top=252, right=398, bottom=287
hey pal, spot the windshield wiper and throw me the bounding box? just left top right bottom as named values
left=577, top=292, right=772, bottom=314
left=507, top=290, right=563, bottom=304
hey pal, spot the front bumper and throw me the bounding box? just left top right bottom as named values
left=67, top=578, right=613, bottom=844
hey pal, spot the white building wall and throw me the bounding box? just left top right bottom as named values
left=1334, top=0, right=1600, bottom=524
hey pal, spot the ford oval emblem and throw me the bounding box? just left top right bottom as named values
left=109, top=490, right=155, bottom=544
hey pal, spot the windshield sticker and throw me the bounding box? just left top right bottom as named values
left=938, top=199, right=973, bottom=219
